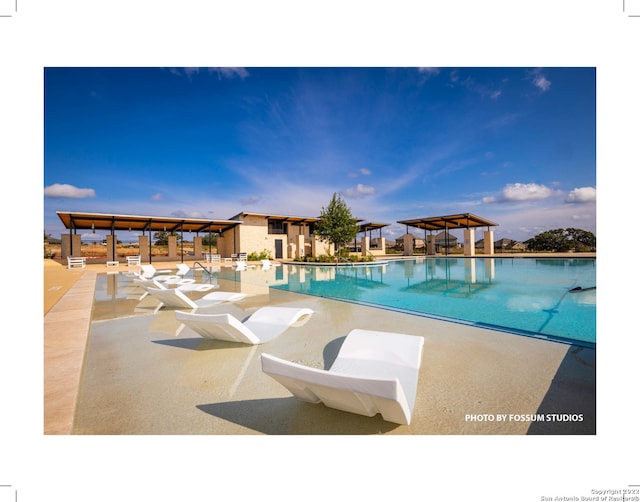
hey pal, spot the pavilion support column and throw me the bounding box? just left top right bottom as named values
left=217, top=236, right=228, bottom=258
left=483, top=230, right=495, bottom=255
left=464, top=228, right=475, bottom=257
left=139, top=235, right=150, bottom=262
left=106, top=234, right=117, bottom=261
left=403, top=234, right=414, bottom=256
left=168, top=235, right=178, bottom=260
left=426, top=235, right=436, bottom=255
left=361, top=236, right=370, bottom=258
left=61, top=233, right=82, bottom=259
left=193, top=236, right=203, bottom=259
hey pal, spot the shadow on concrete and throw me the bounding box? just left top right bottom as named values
left=196, top=398, right=399, bottom=435
left=152, top=338, right=243, bottom=351
left=527, top=345, right=596, bottom=435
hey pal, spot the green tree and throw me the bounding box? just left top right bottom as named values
left=153, top=230, right=181, bottom=245
left=527, top=228, right=596, bottom=252
left=202, top=233, right=217, bottom=247
left=314, top=193, right=359, bottom=262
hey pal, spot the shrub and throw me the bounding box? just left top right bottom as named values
left=247, top=249, right=272, bottom=261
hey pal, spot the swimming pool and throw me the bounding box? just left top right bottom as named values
left=218, top=257, right=596, bottom=346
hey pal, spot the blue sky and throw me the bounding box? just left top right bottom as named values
left=44, top=67, right=596, bottom=243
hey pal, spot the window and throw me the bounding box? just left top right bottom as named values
left=268, top=219, right=288, bottom=235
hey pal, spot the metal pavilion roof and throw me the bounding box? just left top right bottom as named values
left=357, top=222, right=389, bottom=233
left=56, top=211, right=242, bottom=234
left=397, top=213, right=498, bottom=232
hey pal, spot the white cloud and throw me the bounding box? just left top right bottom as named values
left=151, top=193, right=163, bottom=201
left=566, top=187, right=596, bottom=203
left=484, top=183, right=560, bottom=204
left=530, top=68, right=551, bottom=92
left=44, top=183, right=95, bottom=198
left=503, top=183, right=556, bottom=201
left=343, top=184, right=376, bottom=199
left=80, top=233, right=103, bottom=241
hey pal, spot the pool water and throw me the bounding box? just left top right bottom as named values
left=219, top=258, right=596, bottom=346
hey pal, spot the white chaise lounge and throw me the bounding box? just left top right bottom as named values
left=146, top=287, right=247, bottom=310
left=175, top=307, right=314, bottom=345
left=261, top=329, right=424, bottom=425
left=134, top=277, right=216, bottom=294
left=176, top=263, right=191, bottom=276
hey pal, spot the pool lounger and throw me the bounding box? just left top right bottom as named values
left=175, top=306, right=314, bottom=344
left=261, top=328, right=424, bottom=425
left=146, top=287, right=247, bottom=310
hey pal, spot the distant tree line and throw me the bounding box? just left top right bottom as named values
left=526, top=228, right=596, bottom=252
left=152, top=231, right=217, bottom=246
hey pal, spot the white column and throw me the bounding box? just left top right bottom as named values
left=483, top=230, right=494, bottom=255
left=464, top=228, right=475, bottom=256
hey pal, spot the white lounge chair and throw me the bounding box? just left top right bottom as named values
left=134, top=277, right=214, bottom=293
left=176, top=263, right=191, bottom=276
left=146, top=287, right=247, bottom=310
left=261, top=329, right=424, bottom=425
left=175, top=306, right=314, bottom=344
left=234, top=260, right=254, bottom=271
left=139, top=263, right=173, bottom=279
left=260, top=259, right=281, bottom=269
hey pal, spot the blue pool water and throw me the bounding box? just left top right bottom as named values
left=221, top=257, right=596, bottom=346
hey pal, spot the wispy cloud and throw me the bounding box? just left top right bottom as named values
left=348, top=167, right=372, bottom=178
left=44, top=183, right=95, bottom=198
left=213, top=67, right=250, bottom=80
left=240, top=195, right=262, bottom=205
left=448, top=70, right=504, bottom=100
left=168, top=67, right=250, bottom=80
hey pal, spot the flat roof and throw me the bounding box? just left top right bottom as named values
left=56, top=211, right=242, bottom=234
left=232, top=212, right=321, bottom=225
left=357, top=222, right=389, bottom=233
left=397, top=213, right=498, bottom=231
left=233, top=212, right=366, bottom=226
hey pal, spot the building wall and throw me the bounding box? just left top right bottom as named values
left=237, top=214, right=275, bottom=257
left=220, top=214, right=383, bottom=259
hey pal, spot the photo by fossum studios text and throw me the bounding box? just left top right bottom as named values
left=464, top=413, right=584, bottom=422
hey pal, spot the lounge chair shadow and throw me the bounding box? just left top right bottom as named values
left=196, top=397, right=399, bottom=435
left=152, top=338, right=244, bottom=351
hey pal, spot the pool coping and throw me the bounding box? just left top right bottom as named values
left=44, top=269, right=97, bottom=434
